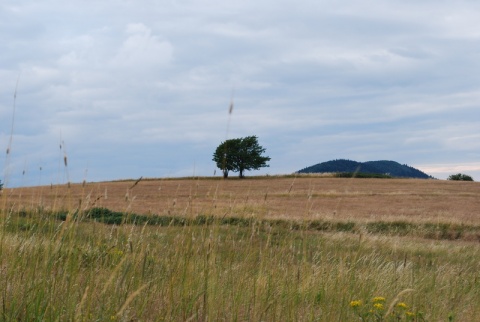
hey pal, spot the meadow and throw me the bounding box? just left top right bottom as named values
left=1, top=175, right=479, bottom=321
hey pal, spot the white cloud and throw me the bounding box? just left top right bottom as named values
left=111, top=23, right=173, bottom=70
left=417, top=162, right=480, bottom=180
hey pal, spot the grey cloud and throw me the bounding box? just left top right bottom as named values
left=1, top=0, right=479, bottom=185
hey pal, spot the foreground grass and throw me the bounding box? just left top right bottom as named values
left=1, top=209, right=479, bottom=321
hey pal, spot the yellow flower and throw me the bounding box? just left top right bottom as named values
left=350, top=300, right=362, bottom=308
left=373, top=303, right=384, bottom=310
left=405, top=311, right=415, bottom=317
left=397, top=302, right=408, bottom=309
left=373, top=296, right=386, bottom=303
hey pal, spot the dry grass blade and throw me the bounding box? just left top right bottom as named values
left=129, top=176, right=143, bottom=190
left=101, top=256, right=127, bottom=296
left=384, top=288, right=415, bottom=318
left=115, top=283, right=150, bottom=318
left=74, top=286, right=89, bottom=321
left=3, top=73, right=21, bottom=188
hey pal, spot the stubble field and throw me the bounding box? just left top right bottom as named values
left=6, top=175, right=480, bottom=223
left=1, top=176, right=479, bottom=321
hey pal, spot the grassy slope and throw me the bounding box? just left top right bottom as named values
left=1, top=176, right=480, bottom=320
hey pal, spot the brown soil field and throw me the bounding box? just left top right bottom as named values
left=3, top=176, right=479, bottom=225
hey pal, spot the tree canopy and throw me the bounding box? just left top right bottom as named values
left=213, top=135, right=270, bottom=178
left=447, top=173, right=474, bottom=181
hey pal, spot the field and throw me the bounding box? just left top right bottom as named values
left=1, top=176, right=480, bottom=321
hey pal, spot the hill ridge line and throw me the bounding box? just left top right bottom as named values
left=297, top=159, right=432, bottom=179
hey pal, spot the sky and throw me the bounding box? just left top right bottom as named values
left=1, top=0, right=480, bottom=187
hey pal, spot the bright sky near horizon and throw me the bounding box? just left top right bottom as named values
left=1, top=0, right=480, bottom=187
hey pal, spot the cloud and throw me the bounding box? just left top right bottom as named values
left=417, top=162, right=480, bottom=180
left=111, top=23, right=173, bottom=71
left=1, top=0, right=480, bottom=186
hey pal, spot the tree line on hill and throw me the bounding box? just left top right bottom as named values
left=297, top=159, right=433, bottom=179
left=447, top=173, right=474, bottom=181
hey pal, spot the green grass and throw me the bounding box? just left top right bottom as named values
left=335, top=172, right=393, bottom=179
left=10, top=207, right=480, bottom=241
left=1, top=208, right=479, bottom=320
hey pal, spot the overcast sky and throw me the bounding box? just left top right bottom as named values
left=1, top=0, right=480, bottom=187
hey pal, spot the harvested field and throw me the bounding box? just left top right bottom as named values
left=4, top=176, right=479, bottom=225
left=2, top=176, right=480, bottom=320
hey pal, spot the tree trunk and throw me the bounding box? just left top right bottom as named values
left=223, top=170, right=229, bottom=178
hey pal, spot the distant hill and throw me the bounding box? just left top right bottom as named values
left=297, top=159, right=432, bottom=179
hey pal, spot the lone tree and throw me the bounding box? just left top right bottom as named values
left=213, top=135, right=270, bottom=178
left=447, top=173, right=474, bottom=181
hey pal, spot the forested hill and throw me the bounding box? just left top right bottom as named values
left=297, top=159, right=432, bottom=179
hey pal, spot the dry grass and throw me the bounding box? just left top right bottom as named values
left=2, top=176, right=480, bottom=320
left=5, top=176, right=479, bottom=225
